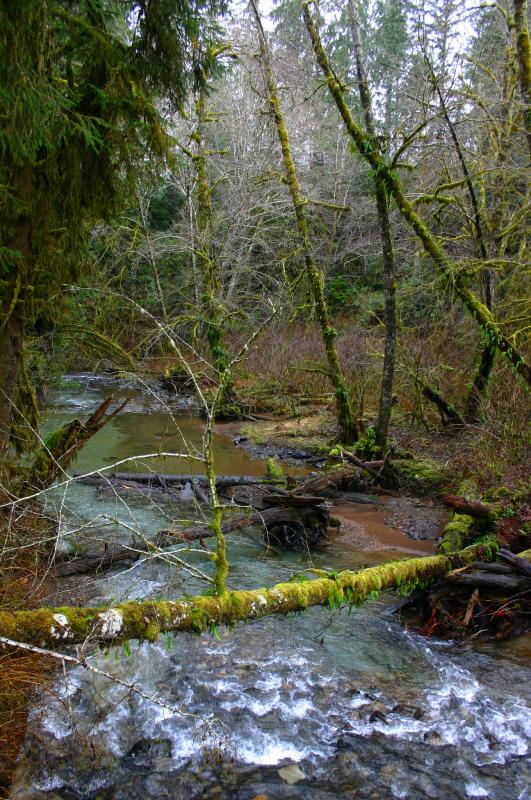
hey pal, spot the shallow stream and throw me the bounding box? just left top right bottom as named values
left=10, top=376, right=531, bottom=799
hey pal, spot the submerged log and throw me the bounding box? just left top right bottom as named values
left=0, top=540, right=499, bottom=649
left=54, top=544, right=146, bottom=576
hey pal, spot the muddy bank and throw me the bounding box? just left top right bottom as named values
left=329, top=495, right=445, bottom=557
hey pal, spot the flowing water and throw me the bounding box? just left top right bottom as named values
left=10, top=376, right=531, bottom=799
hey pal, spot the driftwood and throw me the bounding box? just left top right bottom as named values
left=28, top=396, right=128, bottom=488
left=72, top=471, right=282, bottom=489
left=297, top=467, right=365, bottom=497
left=442, top=494, right=496, bottom=519
left=339, top=450, right=391, bottom=485
left=54, top=544, right=146, bottom=576
left=497, top=547, right=531, bottom=577
left=156, top=495, right=331, bottom=551
left=447, top=570, right=529, bottom=593
left=465, top=561, right=514, bottom=574
left=419, top=547, right=531, bottom=639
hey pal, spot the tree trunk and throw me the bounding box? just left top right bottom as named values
left=513, top=0, right=531, bottom=156
left=423, top=53, right=497, bottom=421
left=302, top=4, right=531, bottom=388
left=27, top=396, right=128, bottom=488
left=193, top=91, right=236, bottom=409
left=0, top=540, right=500, bottom=648
left=347, top=0, right=397, bottom=452
left=250, top=0, right=358, bottom=445
left=0, top=290, right=25, bottom=456
left=0, top=162, right=34, bottom=457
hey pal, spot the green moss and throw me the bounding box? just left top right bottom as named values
left=394, top=458, right=452, bottom=490
left=265, top=457, right=286, bottom=484
left=144, top=622, right=159, bottom=642
left=438, top=516, right=473, bottom=554
left=0, top=541, right=500, bottom=648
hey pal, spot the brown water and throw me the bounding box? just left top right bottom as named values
left=330, top=498, right=440, bottom=558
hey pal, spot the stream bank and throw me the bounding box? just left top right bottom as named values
left=7, top=375, right=531, bottom=799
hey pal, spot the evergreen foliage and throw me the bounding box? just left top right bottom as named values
left=0, top=0, right=226, bottom=451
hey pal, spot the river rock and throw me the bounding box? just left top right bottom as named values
left=277, top=764, right=306, bottom=784
left=423, top=730, right=444, bottom=746
left=392, top=703, right=423, bottom=720
left=128, top=737, right=173, bottom=764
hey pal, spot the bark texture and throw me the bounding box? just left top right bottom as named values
left=513, top=0, right=531, bottom=156
left=347, top=0, right=397, bottom=451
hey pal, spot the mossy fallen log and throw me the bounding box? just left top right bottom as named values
left=393, top=459, right=451, bottom=492
left=438, top=480, right=481, bottom=554
left=442, top=495, right=497, bottom=520
left=0, top=539, right=498, bottom=649
left=29, top=397, right=128, bottom=488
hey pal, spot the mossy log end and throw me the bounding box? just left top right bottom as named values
left=28, top=396, right=128, bottom=488
left=438, top=480, right=480, bottom=554
left=0, top=540, right=498, bottom=649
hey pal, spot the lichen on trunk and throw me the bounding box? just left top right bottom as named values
left=301, top=1, right=531, bottom=389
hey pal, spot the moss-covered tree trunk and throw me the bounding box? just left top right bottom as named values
left=513, top=0, right=531, bottom=156
left=0, top=163, right=34, bottom=457
left=302, top=2, right=531, bottom=388
left=192, top=91, right=235, bottom=409
left=424, top=56, right=497, bottom=422
left=0, top=284, right=25, bottom=456
left=347, top=0, right=396, bottom=451
left=251, top=0, right=357, bottom=444
left=0, top=540, right=499, bottom=648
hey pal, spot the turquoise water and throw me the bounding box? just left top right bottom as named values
left=11, top=376, right=531, bottom=800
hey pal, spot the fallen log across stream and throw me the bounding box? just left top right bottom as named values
left=0, top=540, right=500, bottom=649
left=72, top=471, right=284, bottom=488
left=54, top=544, right=147, bottom=577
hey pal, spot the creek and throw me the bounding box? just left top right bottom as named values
left=10, top=376, right=531, bottom=800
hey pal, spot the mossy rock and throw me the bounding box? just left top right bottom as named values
left=214, top=402, right=244, bottom=422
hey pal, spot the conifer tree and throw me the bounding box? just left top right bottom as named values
left=0, top=0, right=226, bottom=455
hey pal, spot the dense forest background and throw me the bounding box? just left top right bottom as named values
left=3, top=0, right=527, bottom=484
